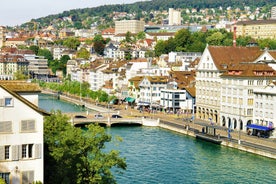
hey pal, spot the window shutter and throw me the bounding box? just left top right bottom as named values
left=0, top=146, right=4, bottom=161
left=12, top=145, right=19, bottom=161
left=0, top=121, right=12, bottom=133
left=19, top=145, right=22, bottom=160
left=35, top=144, right=42, bottom=159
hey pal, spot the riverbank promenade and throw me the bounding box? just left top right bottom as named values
left=42, top=90, right=276, bottom=159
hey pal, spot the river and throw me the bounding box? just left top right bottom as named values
left=39, top=94, right=276, bottom=184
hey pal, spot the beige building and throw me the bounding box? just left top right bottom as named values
left=169, top=8, right=181, bottom=25
left=234, top=20, right=276, bottom=39
left=0, top=54, right=29, bottom=80
left=115, top=20, right=145, bottom=34
left=196, top=46, right=263, bottom=125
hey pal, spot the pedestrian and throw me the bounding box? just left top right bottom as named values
left=257, top=132, right=260, bottom=138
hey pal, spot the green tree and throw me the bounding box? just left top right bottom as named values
left=37, top=49, right=53, bottom=60
left=93, top=34, right=106, bottom=55
left=44, top=110, right=126, bottom=184
left=76, top=48, right=90, bottom=59
left=29, top=45, right=39, bottom=55
left=136, top=31, right=146, bottom=40
left=154, top=40, right=167, bottom=57
left=63, top=37, right=81, bottom=50
left=13, top=70, right=28, bottom=80
left=174, top=29, right=192, bottom=51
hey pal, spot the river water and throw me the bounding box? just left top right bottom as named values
left=39, top=94, right=276, bottom=184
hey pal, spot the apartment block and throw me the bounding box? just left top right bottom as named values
left=115, top=20, right=145, bottom=34
left=235, top=20, right=276, bottom=39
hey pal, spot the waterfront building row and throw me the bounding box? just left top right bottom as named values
left=196, top=46, right=276, bottom=137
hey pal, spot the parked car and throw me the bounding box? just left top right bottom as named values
left=111, top=114, right=122, bottom=118
left=94, top=114, right=104, bottom=119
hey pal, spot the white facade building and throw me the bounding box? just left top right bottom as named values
left=160, top=89, right=193, bottom=113
left=169, top=8, right=181, bottom=25
left=196, top=46, right=263, bottom=125
left=253, top=83, right=276, bottom=138
left=138, top=76, right=168, bottom=105
left=0, top=82, right=49, bottom=184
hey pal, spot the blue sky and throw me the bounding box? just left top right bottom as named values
left=0, top=0, right=142, bottom=26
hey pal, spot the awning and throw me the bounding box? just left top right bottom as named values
left=246, top=124, right=274, bottom=131
left=125, top=97, right=135, bottom=103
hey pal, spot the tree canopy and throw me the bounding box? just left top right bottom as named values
left=44, top=110, right=126, bottom=184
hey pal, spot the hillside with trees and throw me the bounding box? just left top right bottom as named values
left=26, top=0, right=276, bottom=29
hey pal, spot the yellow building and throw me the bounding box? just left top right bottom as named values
left=115, top=20, right=145, bottom=34
left=234, top=20, right=276, bottom=39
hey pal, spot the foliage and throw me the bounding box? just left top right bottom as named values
left=93, top=34, right=107, bottom=56
left=13, top=70, right=28, bottom=80
left=39, top=80, right=110, bottom=103
left=257, top=38, right=276, bottom=50
left=0, top=178, right=5, bottom=184
left=37, top=49, right=53, bottom=61
left=32, top=0, right=275, bottom=29
left=29, top=45, right=39, bottom=55
left=48, top=55, right=70, bottom=75
left=44, top=110, right=126, bottom=184
left=136, top=31, right=146, bottom=40
left=154, top=28, right=234, bottom=56
left=76, top=48, right=90, bottom=59
left=63, top=37, right=81, bottom=50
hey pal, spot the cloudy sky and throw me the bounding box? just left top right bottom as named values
left=0, top=0, right=142, bottom=26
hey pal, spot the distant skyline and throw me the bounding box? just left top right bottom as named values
left=0, top=0, right=143, bottom=26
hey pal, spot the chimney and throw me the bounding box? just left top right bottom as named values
left=233, top=19, right=237, bottom=47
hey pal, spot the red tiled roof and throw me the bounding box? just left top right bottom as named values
left=221, top=63, right=276, bottom=78
left=102, top=28, right=115, bottom=35
left=268, top=51, right=276, bottom=60
left=208, top=46, right=262, bottom=70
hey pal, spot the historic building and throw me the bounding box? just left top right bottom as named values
left=0, top=81, right=49, bottom=184
left=196, top=46, right=263, bottom=125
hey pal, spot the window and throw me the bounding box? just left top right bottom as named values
left=5, top=146, right=10, bottom=160
left=22, top=144, right=34, bottom=159
left=21, top=120, right=35, bottom=132
left=0, top=173, right=10, bottom=184
left=22, top=145, right=27, bottom=158
left=5, top=98, right=13, bottom=107
left=0, top=121, right=12, bottom=133
left=0, top=97, right=14, bottom=107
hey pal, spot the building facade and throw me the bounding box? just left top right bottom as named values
left=234, top=20, right=276, bottom=39
left=0, top=54, right=29, bottom=80
left=138, top=76, right=168, bottom=105
left=115, top=20, right=145, bottom=34
left=169, top=8, right=181, bottom=25
left=220, top=63, right=276, bottom=132
left=0, top=82, right=49, bottom=184
left=253, top=83, right=276, bottom=138
left=196, top=46, right=263, bottom=125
